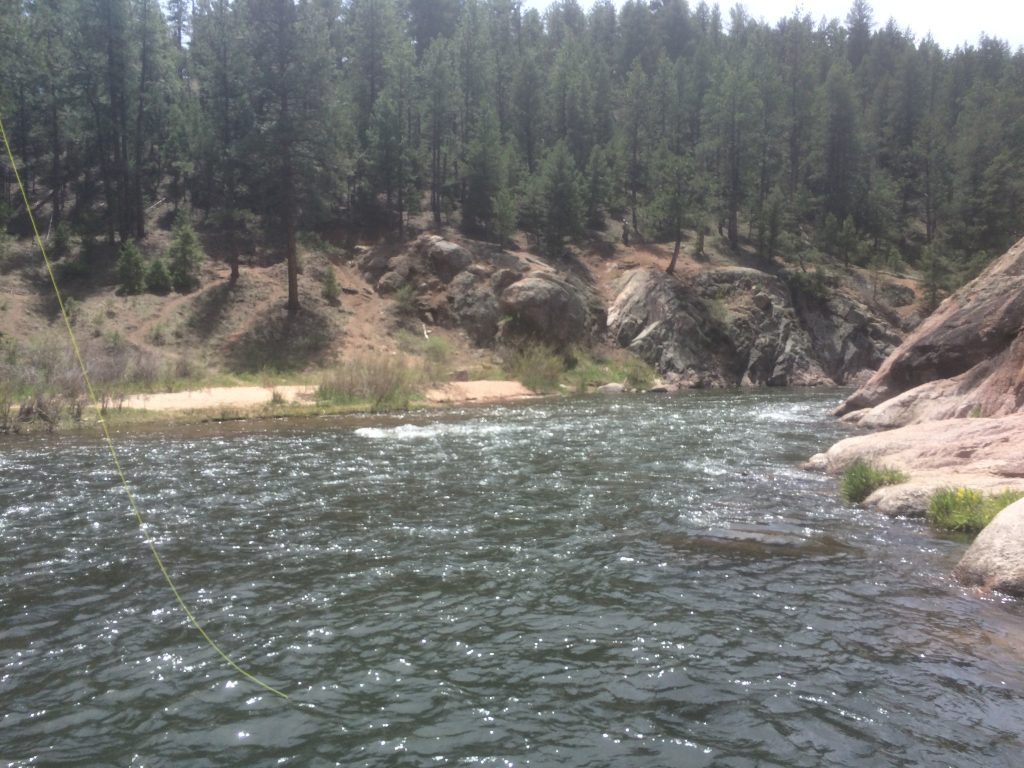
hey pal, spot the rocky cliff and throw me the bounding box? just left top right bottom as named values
left=807, top=236, right=1024, bottom=596
left=606, top=265, right=902, bottom=388
left=358, top=234, right=908, bottom=387
left=835, top=237, right=1024, bottom=426
left=809, top=237, right=1024, bottom=511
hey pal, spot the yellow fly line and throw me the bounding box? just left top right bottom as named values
left=0, top=114, right=289, bottom=701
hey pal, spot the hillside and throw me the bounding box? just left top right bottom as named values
left=1, top=207, right=921, bottom=423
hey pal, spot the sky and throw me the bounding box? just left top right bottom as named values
left=521, top=1, right=1024, bottom=53
left=735, top=0, right=1024, bottom=51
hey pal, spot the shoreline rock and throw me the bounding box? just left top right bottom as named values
left=954, top=499, right=1024, bottom=597
left=806, top=412, right=1024, bottom=517
left=835, top=236, right=1024, bottom=424
left=808, top=236, right=1024, bottom=597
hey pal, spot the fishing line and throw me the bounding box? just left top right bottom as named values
left=1, top=113, right=289, bottom=700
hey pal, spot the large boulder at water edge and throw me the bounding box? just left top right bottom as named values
left=954, top=498, right=1024, bottom=596
left=823, top=236, right=1024, bottom=541
left=835, top=236, right=1024, bottom=424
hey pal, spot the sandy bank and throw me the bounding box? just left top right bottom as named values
left=118, top=380, right=534, bottom=413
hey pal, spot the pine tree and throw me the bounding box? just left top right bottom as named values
left=537, top=141, right=584, bottom=256
left=242, top=0, right=347, bottom=310
left=706, top=54, right=760, bottom=249
left=117, top=241, right=146, bottom=294
left=820, top=58, right=863, bottom=226
left=462, top=107, right=505, bottom=239
left=168, top=212, right=203, bottom=293
left=420, top=39, right=456, bottom=228
left=146, top=258, right=172, bottom=294
left=649, top=147, right=692, bottom=273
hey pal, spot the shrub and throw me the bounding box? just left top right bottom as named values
left=397, top=331, right=452, bottom=384
left=392, top=284, right=419, bottom=320
left=62, top=296, right=81, bottom=327
left=927, top=487, right=1024, bottom=533
left=0, top=202, right=11, bottom=266
left=840, top=460, right=909, bottom=503
left=504, top=342, right=565, bottom=393
left=146, top=258, right=172, bottom=294
left=422, top=335, right=451, bottom=366
left=622, top=355, right=655, bottom=391
left=317, top=353, right=421, bottom=412
left=168, top=212, right=203, bottom=293
left=0, top=381, right=12, bottom=433
left=51, top=221, right=72, bottom=258
left=321, top=268, right=341, bottom=305
left=565, top=353, right=603, bottom=394
left=117, top=241, right=146, bottom=294
left=147, top=323, right=167, bottom=346
left=421, top=335, right=452, bottom=384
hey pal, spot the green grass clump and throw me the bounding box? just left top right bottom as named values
left=564, top=349, right=656, bottom=394
left=317, top=353, right=421, bottom=412
left=840, top=460, right=909, bottom=503
left=622, top=356, right=655, bottom=391
left=397, top=331, right=452, bottom=385
left=927, top=487, right=1024, bottom=533
left=503, top=343, right=565, bottom=394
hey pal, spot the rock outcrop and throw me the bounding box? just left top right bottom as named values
left=836, top=236, right=1024, bottom=424
left=607, top=268, right=736, bottom=386
left=805, top=412, right=1024, bottom=516
left=807, top=236, right=1024, bottom=595
left=954, top=498, right=1024, bottom=596
left=607, top=266, right=900, bottom=387
left=360, top=234, right=603, bottom=350
left=499, top=275, right=591, bottom=349
left=360, top=234, right=908, bottom=385
left=785, top=270, right=905, bottom=385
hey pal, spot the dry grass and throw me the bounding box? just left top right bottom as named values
left=317, top=352, right=423, bottom=412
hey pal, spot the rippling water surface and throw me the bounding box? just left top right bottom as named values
left=3, top=391, right=1024, bottom=766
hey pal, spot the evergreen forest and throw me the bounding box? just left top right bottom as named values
left=2, top=0, right=1023, bottom=309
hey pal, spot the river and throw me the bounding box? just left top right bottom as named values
left=2, top=391, right=1023, bottom=766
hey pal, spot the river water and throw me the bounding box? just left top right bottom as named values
left=2, top=391, right=1024, bottom=766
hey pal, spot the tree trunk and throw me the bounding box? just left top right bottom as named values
left=667, top=230, right=682, bottom=275
left=132, top=3, right=151, bottom=239
left=286, top=211, right=299, bottom=311
left=283, top=132, right=299, bottom=312
left=49, top=100, right=63, bottom=224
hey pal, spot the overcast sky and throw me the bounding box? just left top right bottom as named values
left=523, top=1, right=1024, bottom=53
left=735, top=0, right=1023, bottom=51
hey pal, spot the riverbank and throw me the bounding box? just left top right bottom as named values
left=809, top=235, right=1024, bottom=595
left=0, top=378, right=552, bottom=438
left=806, top=412, right=1024, bottom=517
left=118, top=379, right=536, bottom=413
